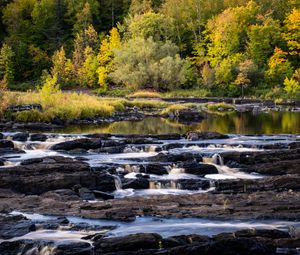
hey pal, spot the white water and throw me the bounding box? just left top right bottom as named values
left=8, top=211, right=300, bottom=239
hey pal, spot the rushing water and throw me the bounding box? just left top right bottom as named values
left=53, top=111, right=300, bottom=135
left=8, top=211, right=300, bottom=239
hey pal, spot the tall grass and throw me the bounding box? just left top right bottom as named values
left=6, top=92, right=118, bottom=122
left=128, top=90, right=162, bottom=98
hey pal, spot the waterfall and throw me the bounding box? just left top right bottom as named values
left=212, top=154, right=224, bottom=166
left=21, top=244, right=56, bottom=255
left=169, top=167, right=185, bottom=174
left=113, top=175, right=123, bottom=190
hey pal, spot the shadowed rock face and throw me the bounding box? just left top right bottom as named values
left=0, top=156, right=116, bottom=194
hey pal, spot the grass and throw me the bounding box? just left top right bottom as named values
left=128, top=90, right=162, bottom=98
left=124, top=99, right=169, bottom=109
left=6, top=92, right=119, bottom=122
left=206, top=103, right=236, bottom=113
left=162, top=89, right=211, bottom=98
left=161, top=104, right=193, bottom=115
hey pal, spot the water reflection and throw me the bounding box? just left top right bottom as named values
left=58, top=111, right=300, bottom=135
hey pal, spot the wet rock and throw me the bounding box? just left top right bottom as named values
left=30, top=133, right=48, bottom=142
left=0, top=214, right=36, bottom=239
left=168, top=109, right=204, bottom=124
left=79, top=188, right=96, bottom=201
left=95, top=233, right=162, bottom=253
left=93, top=190, right=114, bottom=200
left=186, top=132, right=229, bottom=141
left=51, top=138, right=102, bottom=151
left=234, top=229, right=290, bottom=239
left=94, top=145, right=126, bottom=154
left=55, top=242, right=93, bottom=255
left=0, top=158, right=4, bottom=166
left=122, top=178, right=149, bottom=190
left=147, top=152, right=202, bottom=163
left=207, top=237, right=275, bottom=255
left=0, top=133, right=3, bottom=139
left=0, top=156, right=116, bottom=194
left=140, top=164, right=169, bottom=175
left=85, top=133, right=111, bottom=139
left=12, top=132, right=29, bottom=142
left=178, top=162, right=219, bottom=176
left=0, top=140, right=14, bottom=148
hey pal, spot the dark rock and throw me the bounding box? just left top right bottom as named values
left=79, top=188, right=96, bottom=201
left=95, top=233, right=162, bottom=253
left=207, top=237, right=275, bottom=255
left=186, top=132, right=229, bottom=141
left=0, top=140, right=14, bottom=148
left=140, top=164, right=169, bottom=175
left=30, top=133, right=48, bottom=142
left=12, top=132, right=29, bottom=142
left=0, top=133, right=3, bottom=139
left=234, top=229, right=290, bottom=239
left=55, top=242, right=93, bottom=255
left=7, top=104, right=42, bottom=112
left=0, top=156, right=116, bottom=194
left=147, top=152, right=202, bottom=163
left=178, top=162, right=219, bottom=176
left=93, top=190, right=114, bottom=200
left=173, top=109, right=204, bottom=124
left=122, top=178, right=149, bottom=190
left=94, top=145, right=126, bottom=154
left=0, top=148, right=25, bottom=155
left=51, top=138, right=102, bottom=151
left=0, top=214, right=36, bottom=239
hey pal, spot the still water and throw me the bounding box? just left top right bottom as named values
left=57, top=111, right=300, bottom=135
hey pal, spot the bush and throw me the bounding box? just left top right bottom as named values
left=110, top=37, right=187, bottom=91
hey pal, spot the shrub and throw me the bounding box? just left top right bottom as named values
left=110, top=37, right=187, bottom=91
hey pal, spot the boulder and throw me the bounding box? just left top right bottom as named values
left=0, top=140, right=14, bottom=149
left=51, top=138, right=102, bottom=151
left=140, top=164, right=169, bottom=175
left=30, top=133, right=48, bottom=142
left=122, top=178, right=149, bottom=190
left=186, top=132, right=229, bottom=141
left=95, top=233, right=162, bottom=253
left=79, top=188, right=96, bottom=201
left=12, top=132, right=29, bottom=142
left=178, top=162, right=219, bottom=176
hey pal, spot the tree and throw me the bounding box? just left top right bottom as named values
left=0, top=43, right=15, bottom=84
left=110, top=37, right=187, bottom=91
left=265, top=47, right=294, bottom=86
left=206, top=2, right=258, bottom=67
left=284, top=77, right=300, bottom=96
left=283, top=8, right=300, bottom=56
left=126, top=12, right=175, bottom=42
left=247, top=18, right=282, bottom=67
left=97, top=27, right=121, bottom=87
left=72, top=25, right=99, bottom=73
left=51, top=47, right=74, bottom=87
left=234, top=59, right=258, bottom=97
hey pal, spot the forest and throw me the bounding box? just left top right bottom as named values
left=0, top=0, right=300, bottom=99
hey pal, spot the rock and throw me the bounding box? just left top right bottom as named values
left=122, top=177, right=149, bottom=190
left=207, top=237, right=275, bottom=255
left=93, top=190, right=114, bottom=200
left=0, top=140, right=14, bottom=149
left=0, top=148, right=25, bottom=155
left=55, top=242, right=93, bottom=255
left=173, top=109, right=204, bottom=124
left=7, top=104, right=42, bottom=112
left=12, top=132, right=29, bottom=142
left=51, top=138, right=102, bottom=151
left=186, top=132, right=229, bottom=141
left=0, top=158, right=4, bottom=166
left=95, top=233, right=162, bottom=253
left=140, top=164, right=169, bottom=175
left=178, top=162, right=219, bottom=176
left=0, top=156, right=116, bottom=194
left=0, top=133, right=3, bottom=139
left=147, top=152, right=202, bottom=163
left=30, top=133, right=48, bottom=142
left=79, top=188, right=96, bottom=201
left=0, top=214, right=36, bottom=239
left=234, top=229, right=290, bottom=239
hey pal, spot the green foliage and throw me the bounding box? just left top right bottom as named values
left=111, top=37, right=187, bottom=91
left=265, top=48, right=294, bottom=86
left=0, top=43, right=14, bottom=83
left=126, top=12, right=175, bottom=42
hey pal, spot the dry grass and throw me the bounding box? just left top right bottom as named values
left=128, top=90, right=162, bottom=98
